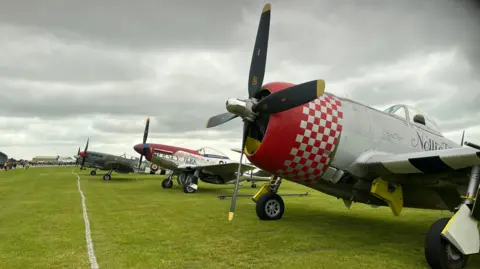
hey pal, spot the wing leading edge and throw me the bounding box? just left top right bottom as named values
left=364, top=147, right=480, bottom=176
left=177, top=162, right=257, bottom=177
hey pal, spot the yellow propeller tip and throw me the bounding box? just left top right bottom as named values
left=228, top=212, right=234, bottom=221
left=263, top=3, right=271, bottom=12
left=316, top=80, right=326, bottom=97
left=147, top=117, right=150, bottom=121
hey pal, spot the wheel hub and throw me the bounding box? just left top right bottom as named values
left=446, top=243, right=462, bottom=261
left=265, top=199, right=280, bottom=217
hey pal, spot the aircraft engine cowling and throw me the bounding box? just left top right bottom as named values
left=246, top=82, right=344, bottom=185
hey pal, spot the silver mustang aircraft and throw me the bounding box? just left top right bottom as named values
left=133, top=118, right=271, bottom=193
left=206, top=3, right=480, bottom=269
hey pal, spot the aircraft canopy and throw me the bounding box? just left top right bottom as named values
left=196, top=147, right=230, bottom=159
left=383, top=104, right=440, bottom=133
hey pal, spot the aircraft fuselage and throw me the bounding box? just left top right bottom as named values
left=245, top=82, right=461, bottom=210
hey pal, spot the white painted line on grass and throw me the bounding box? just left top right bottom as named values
left=72, top=171, right=99, bottom=269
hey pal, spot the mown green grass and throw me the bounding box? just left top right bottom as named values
left=1, top=166, right=480, bottom=269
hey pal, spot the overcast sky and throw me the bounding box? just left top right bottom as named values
left=1, top=0, right=480, bottom=160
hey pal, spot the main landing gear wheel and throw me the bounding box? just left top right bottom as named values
left=183, top=174, right=197, bottom=194
left=183, top=183, right=196, bottom=193
left=162, top=178, right=173, bottom=188
left=425, top=217, right=469, bottom=269
left=103, top=174, right=111, bottom=181
left=178, top=173, right=187, bottom=185
left=256, top=192, right=285, bottom=220
left=90, top=170, right=96, bottom=176
left=251, top=183, right=257, bottom=188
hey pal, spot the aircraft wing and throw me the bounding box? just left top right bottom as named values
left=178, top=162, right=257, bottom=178
left=363, top=147, right=480, bottom=179
left=104, top=161, right=135, bottom=173
left=249, top=169, right=272, bottom=177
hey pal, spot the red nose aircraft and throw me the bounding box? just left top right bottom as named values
left=133, top=118, right=271, bottom=193
left=206, top=3, right=480, bottom=269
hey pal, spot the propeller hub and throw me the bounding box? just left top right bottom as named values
left=226, top=98, right=257, bottom=121
left=133, top=144, right=145, bottom=155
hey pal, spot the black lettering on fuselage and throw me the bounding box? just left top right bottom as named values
left=411, top=130, right=452, bottom=151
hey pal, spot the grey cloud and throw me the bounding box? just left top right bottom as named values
left=253, top=0, right=480, bottom=81
left=0, top=26, right=153, bottom=83
left=0, top=0, right=261, bottom=51
left=2, top=0, right=480, bottom=158
left=437, top=116, right=480, bottom=133
left=343, top=49, right=480, bottom=133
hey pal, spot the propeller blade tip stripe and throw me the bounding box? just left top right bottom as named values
left=263, top=3, right=271, bottom=12
left=316, top=80, right=326, bottom=97
left=228, top=212, right=234, bottom=221
left=147, top=117, right=150, bottom=121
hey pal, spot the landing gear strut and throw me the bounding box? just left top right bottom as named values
left=253, top=176, right=284, bottom=220
left=424, top=165, right=480, bottom=269
left=103, top=170, right=113, bottom=181
left=162, top=173, right=174, bottom=189
left=90, top=169, right=97, bottom=176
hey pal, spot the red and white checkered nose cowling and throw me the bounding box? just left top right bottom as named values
left=246, top=82, right=344, bottom=186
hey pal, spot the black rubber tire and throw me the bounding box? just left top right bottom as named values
left=90, top=170, right=96, bottom=176
left=183, top=174, right=197, bottom=193
left=424, top=217, right=469, bottom=269
left=178, top=173, right=187, bottom=185
left=160, top=169, right=166, bottom=175
left=251, top=183, right=257, bottom=188
left=162, top=178, right=173, bottom=188
left=103, top=174, right=111, bottom=181
left=256, top=192, right=285, bottom=221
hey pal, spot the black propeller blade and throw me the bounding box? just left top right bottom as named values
left=228, top=121, right=250, bottom=221
left=228, top=3, right=270, bottom=222
left=205, top=3, right=327, bottom=221
left=138, top=117, right=150, bottom=168
left=80, top=138, right=89, bottom=170
left=248, top=3, right=271, bottom=99
left=461, top=130, right=465, bottom=146
left=206, top=112, right=238, bottom=128
left=252, top=80, right=325, bottom=114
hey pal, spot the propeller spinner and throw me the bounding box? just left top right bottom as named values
left=205, top=3, right=326, bottom=221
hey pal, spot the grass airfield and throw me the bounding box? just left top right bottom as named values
left=1, top=167, right=480, bottom=269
